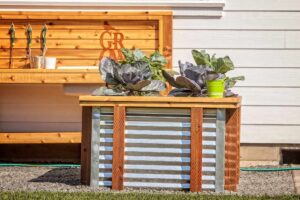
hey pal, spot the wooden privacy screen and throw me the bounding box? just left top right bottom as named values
left=0, top=11, right=172, bottom=69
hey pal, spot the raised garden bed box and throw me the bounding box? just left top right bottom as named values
left=80, top=96, right=241, bottom=192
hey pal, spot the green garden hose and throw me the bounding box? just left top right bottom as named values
left=0, top=163, right=80, bottom=168
left=0, top=163, right=299, bottom=172
left=240, top=167, right=300, bottom=172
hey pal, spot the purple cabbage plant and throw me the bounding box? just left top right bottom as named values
left=162, top=50, right=245, bottom=97
left=92, top=56, right=165, bottom=96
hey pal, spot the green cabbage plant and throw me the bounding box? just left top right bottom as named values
left=120, top=48, right=167, bottom=81
left=92, top=57, right=165, bottom=96
left=162, top=50, right=245, bottom=97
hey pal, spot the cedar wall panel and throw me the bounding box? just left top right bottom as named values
left=0, top=14, right=161, bottom=69
left=172, top=0, right=300, bottom=144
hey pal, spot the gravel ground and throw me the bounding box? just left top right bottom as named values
left=0, top=166, right=296, bottom=196
left=238, top=169, right=295, bottom=196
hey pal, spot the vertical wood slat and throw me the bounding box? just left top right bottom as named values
left=190, top=107, right=203, bottom=192
left=81, top=106, right=92, bottom=185
left=162, top=15, right=173, bottom=95
left=236, top=107, right=241, bottom=184
left=224, top=108, right=240, bottom=192
left=162, top=15, right=173, bottom=70
left=112, top=106, right=126, bottom=190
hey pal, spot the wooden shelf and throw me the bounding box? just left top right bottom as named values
left=79, top=96, right=242, bottom=108
left=0, top=132, right=81, bottom=144
left=0, top=69, right=103, bottom=84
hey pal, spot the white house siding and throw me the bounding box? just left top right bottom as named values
left=173, top=0, right=300, bottom=144
left=0, top=84, right=82, bottom=133
left=1, top=0, right=300, bottom=144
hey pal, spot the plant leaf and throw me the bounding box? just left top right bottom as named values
left=92, top=87, right=127, bottom=96
left=224, top=89, right=237, bottom=97
left=120, top=48, right=134, bottom=63
left=192, top=49, right=211, bottom=66
left=168, top=88, right=193, bottom=97
left=150, top=51, right=167, bottom=64
left=183, top=66, right=208, bottom=88
left=178, top=61, right=194, bottom=76
left=162, top=70, right=183, bottom=88
left=126, top=80, right=151, bottom=90
left=133, top=49, right=146, bottom=61
left=99, top=57, right=120, bottom=85
left=133, top=61, right=152, bottom=80
left=214, top=56, right=234, bottom=74
left=139, top=91, right=161, bottom=96
left=176, top=76, right=201, bottom=93
left=210, top=54, right=217, bottom=67
left=113, top=64, right=126, bottom=84
left=141, top=80, right=166, bottom=91
left=225, top=76, right=245, bottom=89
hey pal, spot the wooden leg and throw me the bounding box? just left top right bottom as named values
left=224, top=107, right=240, bottom=192
left=190, top=107, right=203, bottom=192
left=81, top=106, right=92, bottom=185
left=236, top=107, right=241, bottom=184
left=112, top=106, right=126, bottom=190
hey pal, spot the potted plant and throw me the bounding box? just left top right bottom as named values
left=81, top=49, right=242, bottom=193
left=162, top=50, right=245, bottom=97
left=92, top=48, right=166, bottom=96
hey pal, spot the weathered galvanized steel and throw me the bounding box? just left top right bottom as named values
left=90, top=107, right=226, bottom=191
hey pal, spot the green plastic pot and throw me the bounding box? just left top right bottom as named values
left=207, top=79, right=225, bottom=98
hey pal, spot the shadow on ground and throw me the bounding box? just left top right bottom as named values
left=29, top=168, right=81, bottom=186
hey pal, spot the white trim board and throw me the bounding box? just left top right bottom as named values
left=0, top=0, right=225, bottom=17
left=224, top=0, right=300, bottom=11
left=0, top=0, right=225, bottom=8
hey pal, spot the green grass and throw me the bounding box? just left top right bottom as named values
left=0, top=192, right=299, bottom=200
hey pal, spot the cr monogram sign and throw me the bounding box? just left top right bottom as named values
left=99, top=30, right=125, bottom=60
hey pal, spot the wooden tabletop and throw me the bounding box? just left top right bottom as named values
left=0, top=69, right=102, bottom=84
left=79, top=96, right=241, bottom=108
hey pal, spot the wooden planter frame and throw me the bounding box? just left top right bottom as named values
left=80, top=96, right=241, bottom=192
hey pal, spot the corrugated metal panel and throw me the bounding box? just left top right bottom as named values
left=124, top=108, right=191, bottom=190
left=202, top=109, right=217, bottom=191
left=97, top=107, right=114, bottom=187
left=94, top=107, right=221, bottom=191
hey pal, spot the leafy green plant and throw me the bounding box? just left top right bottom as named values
left=120, top=48, right=167, bottom=81
left=192, top=49, right=234, bottom=75
left=192, top=50, right=244, bottom=85
left=92, top=57, right=165, bottom=96
left=162, top=50, right=245, bottom=97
